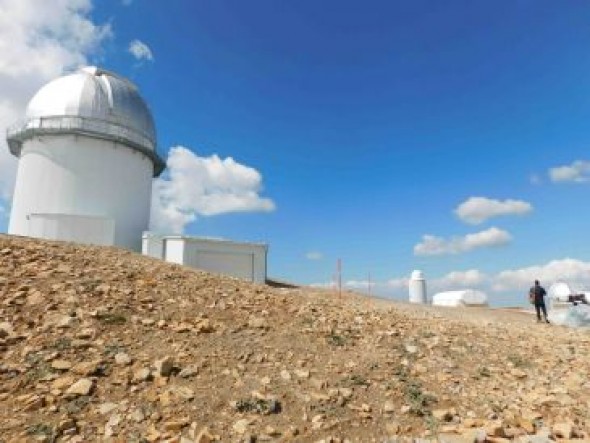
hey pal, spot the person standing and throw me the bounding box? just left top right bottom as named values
left=529, top=280, right=550, bottom=323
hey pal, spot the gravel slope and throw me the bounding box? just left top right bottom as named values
left=1, top=235, right=589, bottom=442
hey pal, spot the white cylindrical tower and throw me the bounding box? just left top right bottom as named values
left=409, top=270, right=428, bottom=304
left=6, top=66, right=164, bottom=251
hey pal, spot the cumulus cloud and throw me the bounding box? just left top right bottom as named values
left=0, top=0, right=111, bottom=207
left=150, top=146, right=276, bottom=233
left=128, top=39, right=154, bottom=62
left=454, top=197, right=533, bottom=225
left=414, top=227, right=511, bottom=256
left=549, top=160, right=590, bottom=183
left=432, top=269, right=488, bottom=290
left=492, top=258, right=590, bottom=292
left=305, top=251, right=323, bottom=260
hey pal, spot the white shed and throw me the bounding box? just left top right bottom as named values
left=142, top=232, right=268, bottom=283
left=432, top=290, right=488, bottom=307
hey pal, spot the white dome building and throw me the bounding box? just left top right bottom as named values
left=432, top=290, right=488, bottom=307
left=409, top=270, right=428, bottom=304
left=7, top=66, right=164, bottom=251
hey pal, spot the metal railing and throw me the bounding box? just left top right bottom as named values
left=6, top=115, right=164, bottom=176
left=7, top=115, right=155, bottom=151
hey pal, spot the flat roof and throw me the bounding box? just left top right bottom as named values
left=142, top=232, right=268, bottom=249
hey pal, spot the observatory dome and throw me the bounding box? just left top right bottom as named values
left=7, top=66, right=163, bottom=176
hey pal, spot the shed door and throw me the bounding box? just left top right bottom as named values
left=190, top=249, right=254, bottom=281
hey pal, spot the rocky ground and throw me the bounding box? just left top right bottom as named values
left=1, top=235, right=589, bottom=443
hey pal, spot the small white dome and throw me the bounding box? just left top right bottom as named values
left=7, top=66, right=164, bottom=176
left=548, top=281, right=573, bottom=302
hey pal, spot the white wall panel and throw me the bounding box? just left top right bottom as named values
left=28, top=213, right=114, bottom=246
left=9, top=134, right=153, bottom=251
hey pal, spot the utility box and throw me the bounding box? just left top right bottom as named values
left=142, top=232, right=267, bottom=283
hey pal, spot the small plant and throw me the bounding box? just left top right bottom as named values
left=64, top=396, right=90, bottom=414
left=26, top=423, right=56, bottom=442
left=301, top=317, right=314, bottom=327
left=103, top=343, right=126, bottom=356
left=234, top=398, right=282, bottom=415
left=421, top=330, right=436, bottom=338
left=424, top=414, right=439, bottom=434
left=404, top=380, right=436, bottom=416
left=343, top=374, right=370, bottom=387
left=507, top=354, right=530, bottom=368
left=52, top=337, right=72, bottom=351
left=80, top=278, right=102, bottom=292
left=326, top=333, right=346, bottom=346
left=97, top=312, right=127, bottom=324
left=23, top=353, right=52, bottom=385
left=476, top=366, right=491, bottom=378
left=392, top=365, right=410, bottom=382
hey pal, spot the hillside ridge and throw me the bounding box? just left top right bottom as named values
left=1, top=235, right=589, bottom=442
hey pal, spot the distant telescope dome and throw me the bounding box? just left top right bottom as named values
left=411, top=270, right=424, bottom=280
left=7, top=66, right=163, bottom=176
left=548, top=281, right=573, bottom=302
left=409, top=270, right=427, bottom=304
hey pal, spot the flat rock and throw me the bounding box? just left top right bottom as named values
left=65, top=378, right=94, bottom=397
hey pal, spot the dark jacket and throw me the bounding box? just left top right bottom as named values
left=530, top=284, right=547, bottom=304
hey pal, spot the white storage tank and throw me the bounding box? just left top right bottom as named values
left=6, top=66, right=164, bottom=251
left=142, top=232, right=268, bottom=283
left=432, top=290, right=488, bottom=307
left=409, top=270, right=428, bottom=304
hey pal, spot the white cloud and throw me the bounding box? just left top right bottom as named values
left=549, top=160, right=590, bottom=183
left=454, top=196, right=533, bottom=225
left=414, top=227, right=511, bottom=256
left=306, top=251, right=323, bottom=260
left=150, top=146, right=276, bottom=233
left=0, top=0, right=111, bottom=207
left=432, top=269, right=488, bottom=290
left=128, top=39, right=153, bottom=62
left=492, top=258, right=590, bottom=292
left=386, top=277, right=408, bottom=290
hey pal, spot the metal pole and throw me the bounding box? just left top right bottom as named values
left=338, top=259, right=342, bottom=298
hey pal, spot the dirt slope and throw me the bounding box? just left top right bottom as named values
left=1, top=235, right=589, bottom=442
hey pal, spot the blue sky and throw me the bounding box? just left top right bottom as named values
left=3, top=0, right=590, bottom=305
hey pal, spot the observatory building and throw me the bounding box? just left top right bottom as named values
left=6, top=66, right=268, bottom=283
left=7, top=66, right=164, bottom=251
left=409, top=270, right=428, bottom=304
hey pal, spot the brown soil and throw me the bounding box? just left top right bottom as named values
left=1, top=234, right=589, bottom=442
